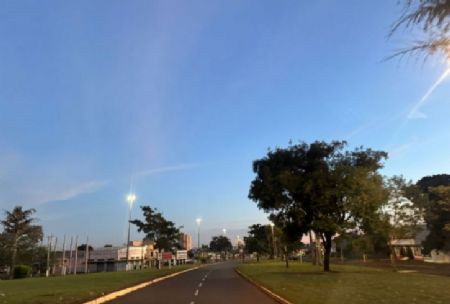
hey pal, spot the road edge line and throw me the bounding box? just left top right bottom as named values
left=83, top=265, right=201, bottom=304
left=234, top=267, right=293, bottom=304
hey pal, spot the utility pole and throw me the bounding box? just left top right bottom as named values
left=68, top=236, right=73, bottom=274
left=74, top=236, right=78, bottom=275
left=52, top=237, right=58, bottom=275
left=126, top=194, right=136, bottom=271
left=196, top=218, right=202, bottom=249
left=46, top=235, right=53, bottom=277
left=84, top=236, right=89, bottom=274
left=61, top=235, right=66, bottom=275
left=309, top=231, right=316, bottom=265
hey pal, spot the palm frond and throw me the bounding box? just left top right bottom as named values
left=390, top=0, right=450, bottom=36
left=385, top=36, right=450, bottom=61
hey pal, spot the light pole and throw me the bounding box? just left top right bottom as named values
left=196, top=218, right=202, bottom=249
left=222, top=228, right=227, bottom=259
left=270, top=222, right=275, bottom=259
left=126, top=193, right=136, bottom=271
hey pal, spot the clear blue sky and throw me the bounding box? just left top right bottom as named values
left=1, top=0, right=449, bottom=246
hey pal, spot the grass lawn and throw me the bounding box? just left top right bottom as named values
left=0, top=264, right=195, bottom=304
left=238, top=261, right=450, bottom=304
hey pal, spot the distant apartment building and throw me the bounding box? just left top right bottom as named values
left=179, top=233, right=192, bottom=250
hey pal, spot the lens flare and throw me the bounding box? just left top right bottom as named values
left=408, top=68, right=450, bottom=119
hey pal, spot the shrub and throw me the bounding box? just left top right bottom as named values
left=13, top=265, right=31, bottom=279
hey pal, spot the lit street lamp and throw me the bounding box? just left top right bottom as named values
left=126, top=193, right=136, bottom=271
left=196, top=218, right=202, bottom=249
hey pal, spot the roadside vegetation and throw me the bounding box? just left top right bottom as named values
left=238, top=261, right=450, bottom=304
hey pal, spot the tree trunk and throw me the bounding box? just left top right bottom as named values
left=315, top=239, right=323, bottom=266
left=389, top=235, right=398, bottom=272
left=256, top=253, right=260, bottom=262
left=323, top=232, right=332, bottom=272
left=284, top=246, right=289, bottom=268
left=10, top=237, right=18, bottom=279
left=309, top=231, right=316, bottom=265
left=389, top=245, right=398, bottom=271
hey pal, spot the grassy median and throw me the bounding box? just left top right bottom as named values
left=0, top=264, right=195, bottom=304
left=237, top=261, right=450, bottom=304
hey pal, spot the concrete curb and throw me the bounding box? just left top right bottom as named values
left=235, top=268, right=293, bottom=304
left=83, top=266, right=201, bottom=304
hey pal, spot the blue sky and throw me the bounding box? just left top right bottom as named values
left=1, top=0, right=450, bottom=247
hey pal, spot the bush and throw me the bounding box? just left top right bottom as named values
left=13, top=265, right=31, bottom=279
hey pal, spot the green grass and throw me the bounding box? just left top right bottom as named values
left=0, top=264, right=195, bottom=304
left=238, top=261, right=450, bottom=304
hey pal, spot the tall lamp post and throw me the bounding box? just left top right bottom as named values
left=196, top=218, right=202, bottom=249
left=222, top=228, right=227, bottom=260
left=270, top=222, right=275, bottom=259
left=126, top=193, right=136, bottom=271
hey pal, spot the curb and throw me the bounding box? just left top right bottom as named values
left=235, top=268, right=293, bottom=304
left=83, top=266, right=201, bottom=304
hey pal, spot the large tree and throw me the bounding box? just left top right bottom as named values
left=209, top=235, right=232, bottom=253
left=0, top=206, right=43, bottom=278
left=249, top=141, right=387, bottom=272
left=131, top=206, right=181, bottom=252
left=417, top=174, right=450, bottom=251
left=390, top=0, right=450, bottom=60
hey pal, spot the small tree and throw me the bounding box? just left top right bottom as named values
left=131, top=206, right=181, bottom=252
left=0, top=206, right=43, bottom=279
left=244, top=224, right=270, bottom=262
left=77, top=244, right=94, bottom=251
left=209, top=236, right=232, bottom=253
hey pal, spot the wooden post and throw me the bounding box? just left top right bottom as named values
left=74, top=236, right=78, bottom=275
left=84, top=236, right=89, bottom=274
left=68, top=236, right=73, bottom=274
left=61, top=235, right=66, bottom=275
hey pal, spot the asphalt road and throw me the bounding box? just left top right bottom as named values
left=107, top=261, right=278, bottom=304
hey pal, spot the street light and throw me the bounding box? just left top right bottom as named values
left=126, top=193, right=136, bottom=271
left=196, top=218, right=202, bottom=249
left=270, top=222, right=275, bottom=259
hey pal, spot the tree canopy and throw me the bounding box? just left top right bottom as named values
left=131, top=206, right=181, bottom=252
left=417, top=174, right=450, bottom=251
left=209, top=235, right=232, bottom=252
left=249, top=140, right=388, bottom=271
left=0, top=206, right=43, bottom=278
left=244, top=224, right=271, bottom=261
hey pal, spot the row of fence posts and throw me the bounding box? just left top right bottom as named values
left=45, top=234, right=90, bottom=277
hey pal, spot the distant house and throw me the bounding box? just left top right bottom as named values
left=390, top=227, right=450, bottom=263
left=390, top=225, right=428, bottom=260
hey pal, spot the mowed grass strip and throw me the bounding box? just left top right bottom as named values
left=238, top=261, right=450, bottom=304
left=0, top=264, right=195, bottom=304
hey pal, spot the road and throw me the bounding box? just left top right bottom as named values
left=107, top=261, right=278, bottom=304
